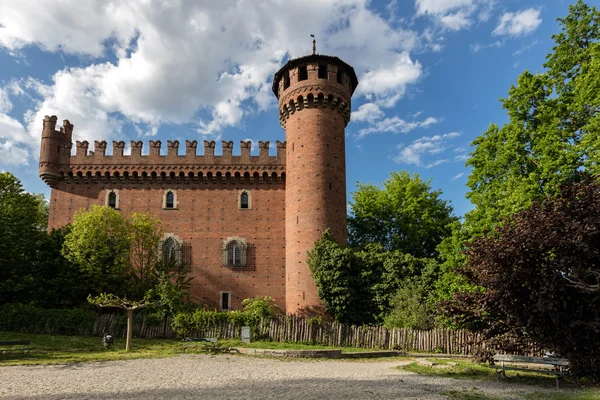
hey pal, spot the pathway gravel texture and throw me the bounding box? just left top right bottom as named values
left=0, top=355, right=573, bottom=399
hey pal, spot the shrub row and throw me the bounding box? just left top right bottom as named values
left=0, top=303, right=96, bottom=335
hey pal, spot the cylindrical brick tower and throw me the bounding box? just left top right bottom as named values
left=273, top=54, right=358, bottom=315
left=39, top=115, right=73, bottom=187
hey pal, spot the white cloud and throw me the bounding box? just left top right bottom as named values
left=0, top=87, right=11, bottom=113
left=351, top=103, right=384, bottom=124
left=415, top=0, right=475, bottom=16
left=0, top=141, right=29, bottom=165
left=393, top=132, right=461, bottom=167
left=493, top=8, right=542, bottom=37
left=356, top=115, right=440, bottom=139
left=355, top=52, right=422, bottom=108
left=0, top=0, right=423, bottom=149
left=513, top=39, right=539, bottom=55
left=415, top=0, right=495, bottom=32
left=0, top=113, right=28, bottom=144
left=0, top=113, right=30, bottom=166
left=451, top=172, right=464, bottom=181
left=470, top=40, right=503, bottom=53
left=440, top=11, right=472, bottom=31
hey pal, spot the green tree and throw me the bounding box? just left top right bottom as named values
left=444, top=178, right=600, bottom=377
left=465, top=0, right=600, bottom=234
left=0, top=172, right=48, bottom=304
left=63, top=206, right=192, bottom=350
left=437, top=1, right=600, bottom=317
left=348, top=171, right=456, bottom=258
left=62, top=205, right=131, bottom=296
left=29, top=226, right=92, bottom=308
left=308, top=232, right=440, bottom=326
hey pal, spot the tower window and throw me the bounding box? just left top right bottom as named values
left=318, top=64, right=327, bottom=79
left=238, top=190, right=252, bottom=210
left=298, top=65, right=308, bottom=81
left=337, top=70, right=342, bottom=84
left=222, top=237, right=247, bottom=267
left=105, top=190, right=119, bottom=209
left=163, top=190, right=177, bottom=209
left=283, top=72, right=290, bottom=90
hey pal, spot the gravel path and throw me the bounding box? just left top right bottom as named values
left=0, top=355, right=570, bottom=399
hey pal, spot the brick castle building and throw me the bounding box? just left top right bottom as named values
left=39, top=52, right=358, bottom=315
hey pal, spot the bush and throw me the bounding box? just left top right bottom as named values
left=0, top=303, right=96, bottom=335
left=171, top=297, right=282, bottom=337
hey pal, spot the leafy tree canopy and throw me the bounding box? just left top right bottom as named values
left=348, top=171, right=456, bottom=258
left=62, top=205, right=132, bottom=296
left=308, top=232, right=440, bottom=326
left=0, top=172, right=48, bottom=304
left=444, top=178, right=600, bottom=377
left=466, top=0, right=600, bottom=233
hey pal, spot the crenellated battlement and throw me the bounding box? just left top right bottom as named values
left=72, top=139, right=285, bottom=159
left=39, top=115, right=286, bottom=187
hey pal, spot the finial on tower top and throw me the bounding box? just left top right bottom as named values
left=311, top=34, right=316, bottom=55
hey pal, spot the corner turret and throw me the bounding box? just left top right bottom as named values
left=39, top=115, right=72, bottom=187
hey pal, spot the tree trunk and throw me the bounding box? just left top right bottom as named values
left=126, top=308, right=133, bottom=351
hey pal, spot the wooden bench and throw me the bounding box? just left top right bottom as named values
left=493, top=354, right=570, bottom=389
left=0, top=340, right=30, bottom=355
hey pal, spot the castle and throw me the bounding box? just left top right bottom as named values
left=38, top=52, right=358, bottom=315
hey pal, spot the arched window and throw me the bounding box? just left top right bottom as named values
left=108, top=192, right=117, bottom=208
left=238, top=190, right=251, bottom=210
left=105, top=189, right=119, bottom=209
left=162, top=236, right=181, bottom=265
left=163, top=190, right=177, bottom=209
left=222, top=237, right=247, bottom=267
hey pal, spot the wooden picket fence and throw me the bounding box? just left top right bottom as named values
left=92, top=314, right=543, bottom=356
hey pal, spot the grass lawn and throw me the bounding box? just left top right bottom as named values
left=442, top=387, right=600, bottom=400
left=0, top=331, right=388, bottom=366
left=400, top=357, right=600, bottom=393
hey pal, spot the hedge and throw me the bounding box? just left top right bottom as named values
left=0, top=303, right=96, bottom=335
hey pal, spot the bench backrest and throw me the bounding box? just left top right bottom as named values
left=494, top=354, right=569, bottom=366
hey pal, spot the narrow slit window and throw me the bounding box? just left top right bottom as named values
left=240, top=192, right=249, bottom=209
left=318, top=64, right=327, bottom=79
left=298, top=65, right=308, bottom=81
left=166, top=191, right=174, bottom=208
left=108, top=192, right=117, bottom=208
left=337, top=71, right=342, bottom=84
left=221, top=292, right=230, bottom=310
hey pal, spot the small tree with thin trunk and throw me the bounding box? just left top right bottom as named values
left=87, top=293, right=156, bottom=351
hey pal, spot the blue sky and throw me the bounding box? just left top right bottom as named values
left=0, top=0, right=576, bottom=217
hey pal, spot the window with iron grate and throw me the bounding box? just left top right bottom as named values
left=162, top=236, right=182, bottom=266
left=222, top=237, right=247, bottom=267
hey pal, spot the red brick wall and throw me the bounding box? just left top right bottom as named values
left=276, top=60, right=353, bottom=315
left=48, top=182, right=286, bottom=311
